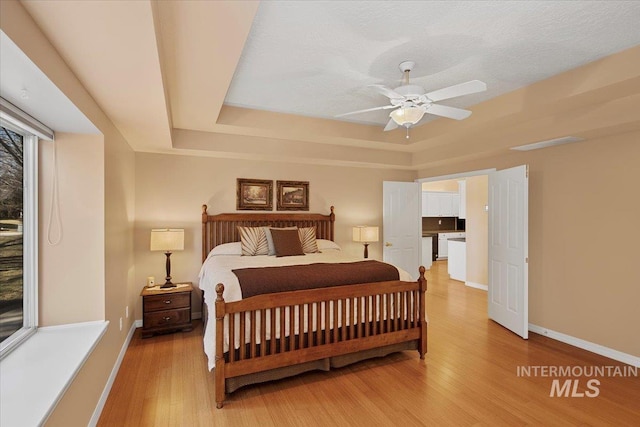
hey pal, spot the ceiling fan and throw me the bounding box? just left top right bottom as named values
left=336, top=61, right=487, bottom=137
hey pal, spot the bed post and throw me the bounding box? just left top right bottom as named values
left=214, top=283, right=226, bottom=408
left=202, top=205, right=209, bottom=262
left=418, top=266, right=428, bottom=359
left=329, top=206, right=335, bottom=241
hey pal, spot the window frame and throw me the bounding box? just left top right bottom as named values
left=0, top=120, right=39, bottom=359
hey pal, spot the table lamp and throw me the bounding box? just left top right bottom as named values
left=150, top=228, right=184, bottom=288
left=352, top=226, right=379, bottom=259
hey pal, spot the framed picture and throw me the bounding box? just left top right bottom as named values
left=276, top=180, right=309, bottom=211
left=237, top=178, right=273, bottom=210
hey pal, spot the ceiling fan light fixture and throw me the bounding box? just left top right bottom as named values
left=390, top=106, right=424, bottom=127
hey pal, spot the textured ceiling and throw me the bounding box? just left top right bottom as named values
left=8, top=0, right=640, bottom=170
left=225, top=1, right=640, bottom=127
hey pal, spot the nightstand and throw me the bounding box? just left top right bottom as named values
left=140, top=282, right=193, bottom=338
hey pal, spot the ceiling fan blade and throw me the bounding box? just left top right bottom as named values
left=425, top=80, right=487, bottom=102
left=335, top=105, right=395, bottom=118
left=425, top=104, right=472, bottom=120
left=368, top=84, right=405, bottom=100
left=383, top=118, right=398, bottom=131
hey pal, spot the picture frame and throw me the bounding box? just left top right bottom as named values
left=276, top=180, right=309, bottom=211
left=237, top=178, right=273, bottom=210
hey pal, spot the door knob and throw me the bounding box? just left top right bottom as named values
left=385, top=242, right=393, bottom=247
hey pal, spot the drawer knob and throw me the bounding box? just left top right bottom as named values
left=164, top=300, right=172, bottom=304
left=163, top=316, right=172, bottom=322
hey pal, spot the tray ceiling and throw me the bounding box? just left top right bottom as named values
left=12, top=0, right=640, bottom=170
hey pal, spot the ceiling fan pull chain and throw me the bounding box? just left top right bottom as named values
left=406, top=126, right=410, bottom=139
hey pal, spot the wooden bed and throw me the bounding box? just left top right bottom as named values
left=201, top=205, right=427, bottom=408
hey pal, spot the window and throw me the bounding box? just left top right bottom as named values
left=0, top=99, right=41, bottom=359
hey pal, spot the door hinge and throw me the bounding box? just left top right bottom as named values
left=526, top=165, right=529, bottom=178
left=525, top=257, right=529, bottom=263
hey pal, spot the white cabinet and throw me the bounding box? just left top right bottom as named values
left=437, top=232, right=465, bottom=260
left=422, top=191, right=460, bottom=217
left=421, top=237, right=433, bottom=270
left=448, top=239, right=466, bottom=281
left=458, top=180, right=467, bottom=219
left=451, top=194, right=460, bottom=217
left=423, top=192, right=440, bottom=216
left=438, top=234, right=449, bottom=259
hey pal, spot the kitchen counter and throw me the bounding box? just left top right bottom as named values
left=423, top=229, right=464, bottom=236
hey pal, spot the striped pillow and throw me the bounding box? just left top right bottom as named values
left=298, top=226, right=319, bottom=253
left=237, top=226, right=268, bottom=256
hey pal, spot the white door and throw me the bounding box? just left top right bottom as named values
left=488, top=165, right=529, bottom=338
left=383, top=181, right=421, bottom=280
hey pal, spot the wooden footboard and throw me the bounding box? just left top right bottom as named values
left=214, top=266, right=427, bottom=408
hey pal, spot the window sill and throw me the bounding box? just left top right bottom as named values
left=0, top=321, right=108, bottom=426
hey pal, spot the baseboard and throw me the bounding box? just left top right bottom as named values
left=465, top=281, right=488, bottom=291
left=528, top=324, right=640, bottom=368
left=88, top=320, right=138, bottom=426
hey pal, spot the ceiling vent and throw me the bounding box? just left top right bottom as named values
left=511, top=136, right=584, bottom=151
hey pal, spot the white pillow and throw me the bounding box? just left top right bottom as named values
left=208, top=242, right=242, bottom=257
left=316, top=239, right=341, bottom=251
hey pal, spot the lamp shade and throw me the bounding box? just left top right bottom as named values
left=390, top=106, right=425, bottom=127
left=150, top=229, right=184, bottom=251
left=352, top=226, right=379, bottom=243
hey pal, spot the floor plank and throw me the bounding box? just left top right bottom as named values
left=98, top=261, right=640, bottom=426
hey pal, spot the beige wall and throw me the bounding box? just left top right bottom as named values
left=464, top=175, right=488, bottom=286
left=419, top=130, right=640, bottom=357
left=1, top=2, right=136, bottom=425
left=134, top=152, right=416, bottom=317
left=422, top=179, right=459, bottom=192
left=38, top=133, right=105, bottom=325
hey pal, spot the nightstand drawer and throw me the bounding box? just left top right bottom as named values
left=144, top=308, right=191, bottom=329
left=144, top=292, right=190, bottom=312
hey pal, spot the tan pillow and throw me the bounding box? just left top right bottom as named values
left=237, top=226, right=268, bottom=256
left=298, top=226, right=319, bottom=253
left=270, top=229, right=305, bottom=257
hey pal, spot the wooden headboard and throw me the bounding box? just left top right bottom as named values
left=201, top=205, right=335, bottom=262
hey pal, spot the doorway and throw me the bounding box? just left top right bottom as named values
left=419, top=169, right=491, bottom=291
left=418, top=166, right=529, bottom=339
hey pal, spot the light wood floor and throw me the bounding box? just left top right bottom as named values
left=98, top=261, right=639, bottom=426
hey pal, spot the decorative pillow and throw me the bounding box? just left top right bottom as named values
left=316, top=239, right=341, bottom=251
left=208, top=242, right=242, bottom=257
left=264, top=226, right=297, bottom=255
left=237, top=226, right=268, bottom=256
left=270, top=229, right=305, bottom=257
left=298, top=226, right=319, bottom=253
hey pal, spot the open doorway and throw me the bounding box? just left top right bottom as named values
left=419, top=166, right=530, bottom=339
left=419, top=169, right=492, bottom=291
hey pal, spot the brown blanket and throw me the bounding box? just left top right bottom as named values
left=233, top=261, right=400, bottom=298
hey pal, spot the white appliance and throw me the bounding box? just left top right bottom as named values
left=437, top=232, right=466, bottom=260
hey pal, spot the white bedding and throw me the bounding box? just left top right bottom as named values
left=198, top=250, right=413, bottom=371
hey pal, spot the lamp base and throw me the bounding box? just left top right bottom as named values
left=363, top=243, right=369, bottom=259
left=160, top=280, right=176, bottom=289
left=161, top=251, right=176, bottom=288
